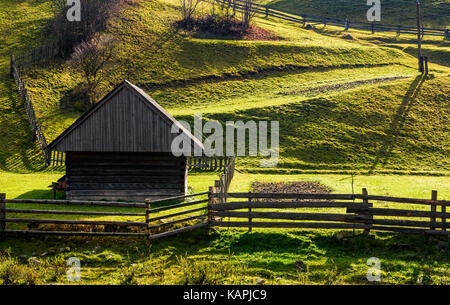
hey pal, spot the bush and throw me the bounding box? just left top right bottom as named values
left=69, top=35, right=117, bottom=105
left=177, top=14, right=247, bottom=37
left=51, top=0, right=122, bottom=56
left=0, top=259, right=39, bottom=285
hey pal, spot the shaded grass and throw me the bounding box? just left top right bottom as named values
left=261, top=0, right=450, bottom=27
left=0, top=228, right=448, bottom=285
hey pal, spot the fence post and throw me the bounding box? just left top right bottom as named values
left=248, top=191, right=252, bottom=232
left=362, top=188, right=372, bottom=233
left=214, top=180, right=221, bottom=205
left=265, top=7, right=269, bottom=18
left=424, top=56, right=428, bottom=75
left=208, top=186, right=214, bottom=232
left=445, top=29, right=449, bottom=40
left=371, top=22, right=374, bottom=34
left=442, top=198, right=446, bottom=233
left=145, top=199, right=151, bottom=240
left=430, top=190, right=437, bottom=231
left=0, top=193, right=6, bottom=232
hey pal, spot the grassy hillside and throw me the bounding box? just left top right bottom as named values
left=262, top=0, right=450, bottom=27
left=18, top=0, right=449, bottom=174
left=1, top=0, right=449, bottom=175
left=0, top=0, right=449, bottom=287
left=0, top=0, right=54, bottom=172
left=1, top=172, right=449, bottom=285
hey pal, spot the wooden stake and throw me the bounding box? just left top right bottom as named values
left=431, top=190, right=437, bottom=231
left=248, top=192, right=252, bottom=232
left=146, top=199, right=151, bottom=241
left=208, top=187, right=214, bottom=231
left=442, top=201, right=446, bottom=233
left=0, top=193, right=5, bottom=232
left=362, top=188, right=372, bottom=234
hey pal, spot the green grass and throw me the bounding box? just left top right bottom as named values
left=1, top=225, right=448, bottom=285
left=1, top=0, right=448, bottom=174
left=261, top=0, right=450, bottom=27
left=0, top=0, right=54, bottom=172
left=174, top=74, right=449, bottom=172
left=15, top=0, right=448, bottom=173
left=1, top=171, right=449, bottom=285
left=0, top=0, right=448, bottom=285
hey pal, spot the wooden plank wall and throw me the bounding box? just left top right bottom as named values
left=66, top=152, right=187, bottom=201
left=54, top=87, right=181, bottom=152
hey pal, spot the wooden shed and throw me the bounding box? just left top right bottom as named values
left=47, top=80, right=203, bottom=201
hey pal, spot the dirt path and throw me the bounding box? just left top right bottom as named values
left=281, top=75, right=410, bottom=96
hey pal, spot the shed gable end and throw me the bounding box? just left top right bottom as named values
left=52, top=86, right=179, bottom=152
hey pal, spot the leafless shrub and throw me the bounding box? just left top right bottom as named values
left=51, top=0, right=122, bottom=56
left=69, top=35, right=117, bottom=105
left=180, top=0, right=203, bottom=23
left=241, top=0, right=257, bottom=29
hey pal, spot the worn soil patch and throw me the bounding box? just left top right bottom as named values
left=251, top=181, right=332, bottom=201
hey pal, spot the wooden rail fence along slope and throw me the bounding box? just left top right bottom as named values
left=1, top=188, right=448, bottom=239
left=215, top=0, right=449, bottom=38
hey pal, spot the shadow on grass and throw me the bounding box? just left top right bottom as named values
left=15, top=189, right=63, bottom=200
left=369, top=75, right=426, bottom=173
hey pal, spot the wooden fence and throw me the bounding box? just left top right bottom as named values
left=49, top=153, right=231, bottom=171
left=211, top=156, right=235, bottom=202
left=0, top=192, right=209, bottom=237
left=208, top=189, right=449, bottom=235
left=12, top=42, right=59, bottom=69
left=10, top=59, right=49, bottom=163
left=215, top=0, right=449, bottom=38
left=9, top=43, right=60, bottom=165
left=1, top=188, right=448, bottom=239
left=188, top=156, right=232, bottom=171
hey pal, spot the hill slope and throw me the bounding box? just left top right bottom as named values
left=1, top=0, right=449, bottom=174
left=262, top=0, right=450, bottom=27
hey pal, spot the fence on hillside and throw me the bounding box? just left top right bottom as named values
left=215, top=0, right=449, bottom=38
left=9, top=43, right=60, bottom=164
left=0, top=192, right=209, bottom=237
left=208, top=189, right=449, bottom=235
left=10, top=58, right=49, bottom=163
left=211, top=156, right=236, bottom=204
left=188, top=156, right=233, bottom=171
left=12, top=42, right=59, bottom=69
left=1, top=189, right=448, bottom=239
left=49, top=153, right=231, bottom=171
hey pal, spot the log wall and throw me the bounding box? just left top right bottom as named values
left=66, top=152, right=187, bottom=201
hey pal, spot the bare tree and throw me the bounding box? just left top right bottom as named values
left=69, top=35, right=117, bottom=104
left=52, top=0, right=121, bottom=55
left=180, top=0, right=203, bottom=22
left=241, top=0, right=257, bottom=29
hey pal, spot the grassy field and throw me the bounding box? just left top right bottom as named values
left=1, top=172, right=449, bottom=285
left=0, top=0, right=449, bottom=286
left=261, top=0, right=450, bottom=27
left=13, top=0, right=449, bottom=174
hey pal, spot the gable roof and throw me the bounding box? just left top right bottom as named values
left=46, top=80, right=203, bottom=153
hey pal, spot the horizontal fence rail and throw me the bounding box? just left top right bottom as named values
left=146, top=194, right=209, bottom=240
left=1, top=189, right=448, bottom=238
left=188, top=156, right=232, bottom=171
left=0, top=192, right=209, bottom=238
left=49, top=154, right=231, bottom=170
left=208, top=189, right=449, bottom=235
left=215, top=0, right=449, bottom=38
